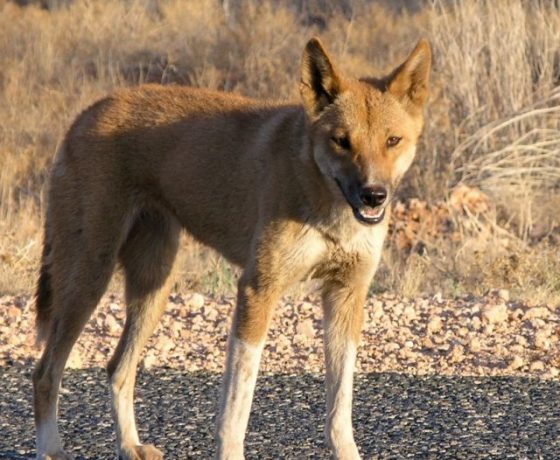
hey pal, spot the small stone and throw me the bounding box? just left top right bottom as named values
left=399, top=347, right=416, bottom=360
left=66, top=351, right=82, bottom=369
left=384, top=342, right=400, bottom=353
left=205, top=307, right=218, bottom=321
left=143, top=352, right=158, bottom=369
left=276, top=334, right=291, bottom=351
left=372, top=301, right=384, bottom=320
left=508, top=355, right=524, bottom=370
left=171, top=322, right=183, bottom=338
left=296, top=318, right=315, bottom=339
left=471, top=316, right=482, bottom=330
left=403, top=306, right=417, bottom=322
left=105, top=314, right=121, bottom=335
left=7, top=305, right=21, bottom=321
left=547, top=367, right=559, bottom=378
left=427, top=316, right=443, bottom=334
left=497, top=289, right=510, bottom=301
left=481, top=303, right=508, bottom=324
left=458, top=327, right=469, bottom=337
left=469, top=337, right=482, bottom=352
left=534, top=330, right=551, bottom=350
left=524, top=307, right=550, bottom=320
left=450, top=345, right=465, bottom=363
left=187, top=293, right=205, bottom=309
left=530, top=360, right=545, bottom=372
left=422, top=336, right=435, bottom=349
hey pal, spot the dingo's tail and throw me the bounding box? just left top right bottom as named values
left=35, top=225, right=53, bottom=346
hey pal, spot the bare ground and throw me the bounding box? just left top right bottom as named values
left=2, top=289, right=558, bottom=378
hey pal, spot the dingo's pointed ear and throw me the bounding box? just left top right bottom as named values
left=388, top=39, right=431, bottom=113
left=300, top=38, right=342, bottom=118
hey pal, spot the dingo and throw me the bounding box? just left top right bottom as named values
left=33, top=37, right=431, bottom=459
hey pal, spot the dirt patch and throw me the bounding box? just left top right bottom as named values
left=2, top=289, right=558, bottom=379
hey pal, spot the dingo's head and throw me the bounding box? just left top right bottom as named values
left=300, top=38, right=431, bottom=225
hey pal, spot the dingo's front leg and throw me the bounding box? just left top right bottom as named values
left=215, top=261, right=285, bottom=460
left=321, top=277, right=370, bottom=460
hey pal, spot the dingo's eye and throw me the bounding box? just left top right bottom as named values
left=331, top=135, right=351, bottom=150
left=387, top=136, right=401, bottom=147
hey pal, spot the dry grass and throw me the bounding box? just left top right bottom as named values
left=0, top=0, right=558, bottom=302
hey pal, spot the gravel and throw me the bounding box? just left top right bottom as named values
left=1, top=367, right=559, bottom=459
left=1, top=290, right=559, bottom=378
left=1, top=288, right=558, bottom=458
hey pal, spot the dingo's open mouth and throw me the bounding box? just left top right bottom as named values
left=353, top=205, right=385, bottom=224
left=335, top=179, right=386, bottom=225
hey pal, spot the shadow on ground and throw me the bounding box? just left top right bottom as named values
left=1, top=367, right=559, bottom=459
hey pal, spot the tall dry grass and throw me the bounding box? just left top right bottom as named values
left=0, top=0, right=558, bottom=301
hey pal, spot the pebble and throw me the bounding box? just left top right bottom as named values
left=187, top=293, right=205, bottom=309
left=427, top=316, right=443, bottom=334
left=497, top=289, right=510, bottom=301
left=403, top=305, right=417, bottom=322
left=481, top=303, right=508, bottom=324
left=534, top=330, right=551, bottom=350
left=469, top=337, right=481, bottom=352
left=525, top=307, right=550, bottom=320
left=105, top=314, right=121, bottom=335
left=1, top=290, right=558, bottom=380
left=296, top=319, right=315, bottom=339
left=508, top=355, right=524, bottom=370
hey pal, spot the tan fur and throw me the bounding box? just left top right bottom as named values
left=33, top=38, right=431, bottom=460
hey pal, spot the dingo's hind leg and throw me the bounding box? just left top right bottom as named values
left=33, top=199, right=130, bottom=460
left=108, top=209, right=180, bottom=460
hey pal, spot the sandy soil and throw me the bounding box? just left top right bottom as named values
left=1, top=289, right=558, bottom=378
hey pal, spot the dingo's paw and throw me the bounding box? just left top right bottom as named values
left=119, top=444, right=164, bottom=460
left=36, top=451, right=75, bottom=460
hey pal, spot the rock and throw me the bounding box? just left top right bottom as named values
left=530, top=360, right=545, bottom=372
left=403, top=306, right=417, bottom=322
left=469, top=337, right=482, bottom=352
left=143, top=351, right=158, bottom=369
left=276, top=334, right=291, bottom=351
left=508, top=355, right=524, bottom=370
left=187, top=293, right=205, bottom=309
left=481, top=303, right=508, bottom=324
left=449, top=345, right=464, bottom=363
left=296, top=318, right=315, bottom=339
left=66, top=351, right=83, bottom=369
left=525, top=307, right=550, bottom=320
left=384, top=342, right=400, bottom=353
left=105, top=314, right=121, bottom=335
left=534, top=330, right=551, bottom=350
left=171, top=321, right=183, bottom=338
left=7, top=305, right=21, bottom=322
left=497, top=289, right=510, bottom=301
left=427, top=316, right=443, bottom=334
left=471, top=316, right=482, bottom=330
left=547, top=367, right=559, bottom=378
left=372, top=301, right=384, bottom=320
left=422, top=336, right=435, bottom=349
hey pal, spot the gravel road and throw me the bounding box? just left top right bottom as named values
left=2, top=366, right=559, bottom=459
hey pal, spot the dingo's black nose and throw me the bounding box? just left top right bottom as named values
left=359, top=185, right=387, bottom=207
